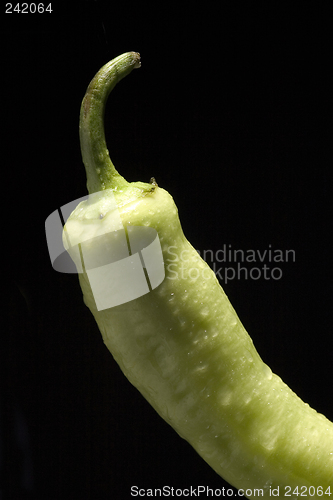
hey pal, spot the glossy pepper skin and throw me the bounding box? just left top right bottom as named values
left=64, top=52, right=333, bottom=498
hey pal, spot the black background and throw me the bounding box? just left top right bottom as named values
left=3, top=2, right=332, bottom=499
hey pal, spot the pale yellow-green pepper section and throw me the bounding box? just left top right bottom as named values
left=65, top=185, right=333, bottom=497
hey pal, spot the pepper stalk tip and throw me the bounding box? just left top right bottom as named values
left=131, top=51, right=141, bottom=69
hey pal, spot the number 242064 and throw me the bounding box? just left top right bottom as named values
left=5, top=3, right=52, bottom=13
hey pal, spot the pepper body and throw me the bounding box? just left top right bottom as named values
left=64, top=53, right=333, bottom=498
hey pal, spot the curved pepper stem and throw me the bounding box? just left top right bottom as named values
left=79, top=52, right=141, bottom=194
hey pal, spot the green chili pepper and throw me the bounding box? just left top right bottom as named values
left=63, top=52, right=333, bottom=498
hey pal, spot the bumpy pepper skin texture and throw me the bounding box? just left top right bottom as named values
left=64, top=53, right=333, bottom=498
